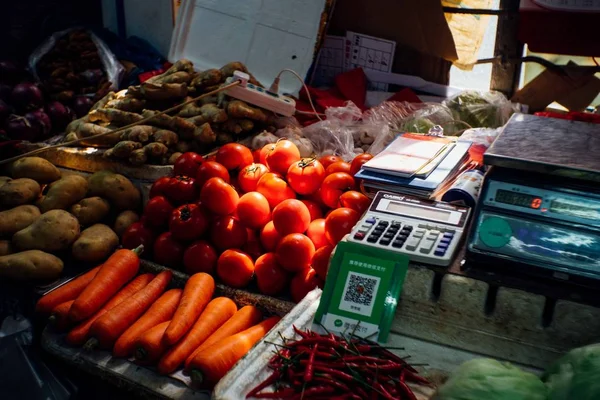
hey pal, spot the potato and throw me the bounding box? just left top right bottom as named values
left=0, top=240, right=13, bottom=256
left=70, top=197, right=110, bottom=226
left=0, top=176, right=12, bottom=187
left=113, top=210, right=139, bottom=236
left=13, top=210, right=80, bottom=252
left=0, top=250, right=63, bottom=281
left=10, top=157, right=61, bottom=183
left=71, top=224, right=119, bottom=263
left=87, top=171, right=140, bottom=211
left=37, top=175, right=88, bottom=212
left=0, top=205, right=41, bottom=238
left=0, top=178, right=41, bottom=208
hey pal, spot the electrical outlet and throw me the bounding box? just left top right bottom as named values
left=224, top=72, right=296, bottom=117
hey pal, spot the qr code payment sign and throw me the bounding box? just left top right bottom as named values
left=339, top=272, right=381, bottom=317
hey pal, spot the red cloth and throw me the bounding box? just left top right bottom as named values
left=534, top=111, right=600, bottom=124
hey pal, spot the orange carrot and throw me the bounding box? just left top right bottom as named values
left=163, top=272, right=215, bottom=345
left=158, top=297, right=236, bottom=375
left=69, top=246, right=143, bottom=322
left=134, top=321, right=171, bottom=365
left=48, top=300, right=75, bottom=331
left=188, top=316, right=281, bottom=387
left=113, top=288, right=182, bottom=358
left=66, top=273, right=154, bottom=346
left=36, top=266, right=100, bottom=315
left=85, top=270, right=172, bottom=350
left=184, top=305, right=262, bottom=370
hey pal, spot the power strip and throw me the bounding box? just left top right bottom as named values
left=224, top=71, right=296, bottom=117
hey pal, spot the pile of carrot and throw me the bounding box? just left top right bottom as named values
left=36, top=245, right=281, bottom=388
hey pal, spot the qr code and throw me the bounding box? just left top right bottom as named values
left=339, top=272, right=380, bottom=317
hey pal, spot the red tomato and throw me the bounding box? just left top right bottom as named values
left=217, top=249, right=255, bottom=288
left=350, top=153, right=373, bottom=176
left=256, top=172, right=296, bottom=209
left=216, top=143, right=253, bottom=171
left=122, top=221, right=155, bottom=251
left=318, top=155, right=343, bottom=169
left=242, top=228, right=264, bottom=260
left=195, top=161, right=230, bottom=188
left=153, top=232, right=184, bottom=268
left=238, top=163, right=269, bottom=193
left=272, top=199, right=311, bottom=235
left=260, top=221, right=281, bottom=252
left=302, top=188, right=327, bottom=210
left=311, top=245, right=334, bottom=279
left=255, top=253, right=290, bottom=296
left=300, top=200, right=323, bottom=221
left=339, top=191, right=371, bottom=215
left=276, top=233, right=315, bottom=273
left=252, top=149, right=262, bottom=163
left=173, top=152, right=204, bottom=177
left=325, top=161, right=351, bottom=176
left=325, top=207, right=360, bottom=245
left=259, top=143, right=272, bottom=165
left=306, top=218, right=328, bottom=249
left=169, top=203, right=210, bottom=242
left=164, top=176, right=198, bottom=205
left=286, top=158, right=325, bottom=195
left=183, top=240, right=217, bottom=275
left=210, top=215, right=247, bottom=251
left=237, top=192, right=271, bottom=229
left=291, top=268, right=322, bottom=303
left=143, top=195, right=174, bottom=229
left=320, top=172, right=355, bottom=208
left=149, top=176, right=171, bottom=198
left=200, top=177, right=239, bottom=215
left=265, top=140, right=301, bottom=175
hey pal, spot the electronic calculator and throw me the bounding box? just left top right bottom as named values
left=348, top=191, right=471, bottom=266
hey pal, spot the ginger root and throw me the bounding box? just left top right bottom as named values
left=143, top=142, right=169, bottom=158
left=120, top=125, right=156, bottom=143
left=192, top=69, right=222, bottom=89
left=141, top=82, right=188, bottom=101
left=105, top=97, right=146, bottom=113
left=105, top=141, right=142, bottom=159
left=142, top=110, right=196, bottom=139
left=128, top=149, right=147, bottom=165
left=153, top=130, right=179, bottom=147
left=227, top=100, right=267, bottom=122
left=88, top=108, right=144, bottom=126
left=193, top=123, right=216, bottom=144
left=91, top=91, right=116, bottom=111
left=185, top=104, right=228, bottom=124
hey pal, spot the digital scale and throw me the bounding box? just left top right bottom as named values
left=467, top=113, right=600, bottom=285
left=348, top=191, right=470, bottom=266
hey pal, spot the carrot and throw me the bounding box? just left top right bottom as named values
left=158, top=297, right=237, bottom=375
left=163, top=272, right=215, bottom=345
left=66, top=273, right=154, bottom=346
left=36, top=266, right=100, bottom=315
left=48, top=300, right=75, bottom=331
left=85, top=270, right=172, bottom=350
left=69, top=246, right=143, bottom=322
left=134, top=321, right=171, bottom=364
left=113, top=288, right=182, bottom=358
left=188, top=316, right=280, bottom=387
left=184, top=305, right=262, bottom=370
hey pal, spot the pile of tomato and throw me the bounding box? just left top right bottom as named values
left=121, top=140, right=374, bottom=303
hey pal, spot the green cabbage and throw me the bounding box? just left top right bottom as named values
left=543, top=344, right=600, bottom=400
left=444, top=91, right=513, bottom=129
left=400, top=117, right=436, bottom=134
left=437, top=358, right=547, bottom=400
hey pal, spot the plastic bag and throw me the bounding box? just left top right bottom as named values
left=443, top=90, right=517, bottom=129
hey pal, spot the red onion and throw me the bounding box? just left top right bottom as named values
left=0, top=83, right=12, bottom=102
left=0, top=60, right=20, bottom=84
left=5, top=114, right=39, bottom=141
left=25, top=109, right=52, bottom=139
left=72, top=96, right=94, bottom=118
left=11, top=83, right=44, bottom=112
left=0, top=100, right=10, bottom=123
left=46, top=101, right=75, bottom=132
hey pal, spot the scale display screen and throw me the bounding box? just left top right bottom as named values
left=495, top=189, right=542, bottom=209
left=386, top=201, right=452, bottom=222
left=550, top=199, right=600, bottom=220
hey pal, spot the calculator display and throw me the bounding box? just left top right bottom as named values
left=386, top=201, right=452, bottom=222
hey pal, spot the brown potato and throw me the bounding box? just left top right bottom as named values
left=0, top=240, right=13, bottom=256
left=87, top=171, right=140, bottom=211
left=71, top=224, right=119, bottom=263
left=0, top=176, right=12, bottom=187
left=0, top=205, right=41, bottom=238
left=0, top=250, right=63, bottom=281
left=113, top=210, right=139, bottom=237
left=10, top=157, right=61, bottom=184
left=70, top=197, right=110, bottom=226
left=0, top=178, right=41, bottom=208
left=12, top=210, right=80, bottom=252
left=37, top=175, right=88, bottom=212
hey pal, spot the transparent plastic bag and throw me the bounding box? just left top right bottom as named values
left=459, top=127, right=502, bottom=164
left=443, top=90, right=517, bottom=129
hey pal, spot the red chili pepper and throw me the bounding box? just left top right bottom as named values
left=288, top=337, right=341, bottom=348
left=397, top=379, right=418, bottom=400
left=246, top=370, right=281, bottom=398
left=374, top=382, right=396, bottom=400
left=293, top=325, right=310, bottom=339
left=288, top=386, right=334, bottom=400
left=377, top=348, right=418, bottom=373
left=313, top=377, right=352, bottom=393
left=341, top=356, right=393, bottom=364
left=312, top=365, right=355, bottom=382
left=404, top=369, right=430, bottom=385
left=304, top=343, right=318, bottom=383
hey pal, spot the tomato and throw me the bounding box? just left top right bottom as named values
left=252, top=149, right=262, bottom=163
left=143, top=195, right=174, bottom=229
left=238, top=163, right=269, bottom=193
left=217, top=249, right=255, bottom=288
left=200, top=177, right=239, bottom=215
left=265, top=140, right=301, bottom=175
left=290, top=268, right=323, bottom=303
left=122, top=221, right=156, bottom=252
left=260, top=221, right=281, bottom=251
left=196, top=161, right=230, bottom=188
left=320, top=172, right=355, bottom=208
left=236, top=192, right=271, bottom=229
left=325, top=161, right=351, bottom=176
left=210, top=215, right=247, bottom=251
left=286, top=158, right=325, bottom=195
left=299, top=200, right=323, bottom=221
left=169, top=203, right=210, bottom=242
left=164, top=176, right=198, bottom=205
left=149, top=176, right=171, bottom=198
left=318, top=155, right=343, bottom=169
left=256, top=172, right=296, bottom=209
left=153, top=232, right=185, bottom=268
left=339, top=191, right=371, bottom=215
left=311, top=245, right=334, bottom=279
left=325, top=207, right=360, bottom=245
left=255, top=253, right=290, bottom=296
left=173, top=152, right=204, bottom=177
left=276, top=233, right=315, bottom=273
left=302, top=188, right=327, bottom=210
left=216, top=143, right=253, bottom=171
left=350, top=153, right=373, bottom=176
left=183, top=240, right=217, bottom=275
left=306, top=218, right=328, bottom=249
left=272, top=199, right=311, bottom=235
left=242, top=228, right=264, bottom=260
left=259, top=143, right=272, bottom=165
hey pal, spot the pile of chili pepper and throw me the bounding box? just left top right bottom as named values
left=246, top=326, right=429, bottom=399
